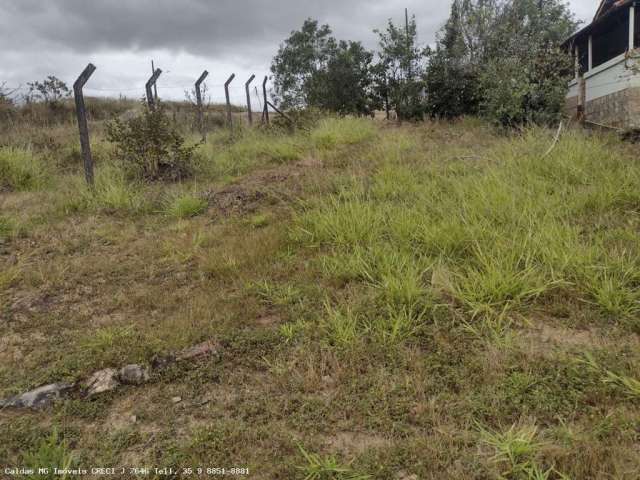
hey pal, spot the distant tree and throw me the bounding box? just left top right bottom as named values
left=271, top=19, right=375, bottom=115
left=26, top=75, right=71, bottom=106
left=375, top=13, right=428, bottom=120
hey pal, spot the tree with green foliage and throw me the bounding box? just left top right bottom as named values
left=479, top=0, right=576, bottom=125
left=310, top=40, right=375, bottom=115
left=426, top=0, right=576, bottom=126
left=426, top=0, right=484, bottom=118
left=271, top=19, right=375, bottom=115
left=375, top=13, right=428, bottom=120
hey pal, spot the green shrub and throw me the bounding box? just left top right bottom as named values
left=0, top=147, right=45, bottom=191
left=106, top=102, right=198, bottom=182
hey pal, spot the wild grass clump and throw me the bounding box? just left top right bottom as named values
left=296, top=443, right=370, bottom=480
left=198, top=128, right=303, bottom=179
left=580, top=353, right=640, bottom=399
left=57, top=164, right=146, bottom=215
left=23, top=428, right=76, bottom=479
left=477, top=423, right=565, bottom=479
left=164, top=191, right=208, bottom=219
left=0, top=147, right=46, bottom=191
left=295, top=126, right=640, bottom=346
left=311, top=117, right=377, bottom=150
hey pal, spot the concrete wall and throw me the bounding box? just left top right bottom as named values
left=585, top=86, right=640, bottom=128
left=566, top=51, right=640, bottom=128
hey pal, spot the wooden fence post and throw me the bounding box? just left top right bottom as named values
left=224, top=73, right=235, bottom=128
left=195, top=70, right=209, bottom=140
left=73, top=63, right=97, bottom=186
left=244, top=74, right=255, bottom=126
left=384, top=75, right=390, bottom=121
left=146, top=68, right=162, bottom=110
left=262, top=76, right=270, bottom=125
left=151, top=60, right=159, bottom=102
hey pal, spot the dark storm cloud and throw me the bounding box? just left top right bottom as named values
left=1, top=0, right=442, bottom=58
left=0, top=1, right=597, bottom=99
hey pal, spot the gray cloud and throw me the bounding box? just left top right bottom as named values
left=0, top=0, right=598, bottom=101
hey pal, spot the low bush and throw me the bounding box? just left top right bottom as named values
left=106, top=102, right=199, bottom=182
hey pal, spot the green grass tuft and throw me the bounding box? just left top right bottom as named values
left=296, top=443, right=370, bottom=480
left=164, top=192, right=208, bottom=219
left=0, top=147, right=46, bottom=191
left=23, top=428, right=76, bottom=480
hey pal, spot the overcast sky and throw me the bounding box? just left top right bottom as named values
left=0, top=0, right=598, bottom=103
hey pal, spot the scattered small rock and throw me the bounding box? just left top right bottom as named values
left=171, top=396, right=182, bottom=404
left=0, top=383, right=74, bottom=410
left=85, top=368, right=119, bottom=397
left=118, top=364, right=149, bottom=385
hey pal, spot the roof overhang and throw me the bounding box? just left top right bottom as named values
left=563, top=0, right=635, bottom=48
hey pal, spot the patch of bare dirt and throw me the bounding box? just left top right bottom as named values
left=204, top=158, right=324, bottom=216
left=325, top=431, right=391, bottom=455
left=206, top=184, right=268, bottom=215
left=520, top=320, right=640, bottom=356
left=256, top=314, right=281, bottom=327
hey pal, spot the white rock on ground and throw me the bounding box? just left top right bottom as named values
left=85, top=368, right=119, bottom=396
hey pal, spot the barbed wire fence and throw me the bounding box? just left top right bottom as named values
left=8, top=62, right=286, bottom=187
left=1, top=62, right=281, bottom=185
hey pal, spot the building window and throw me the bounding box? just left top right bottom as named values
left=592, top=7, right=629, bottom=68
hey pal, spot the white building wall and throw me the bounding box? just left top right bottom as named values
left=584, top=53, right=640, bottom=102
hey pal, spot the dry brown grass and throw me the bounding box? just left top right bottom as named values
left=1, top=116, right=639, bottom=479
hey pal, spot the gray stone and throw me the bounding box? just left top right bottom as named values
left=85, top=368, right=119, bottom=397
left=171, top=396, right=182, bottom=404
left=0, top=383, right=74, bottom=410
left=118, top=364, right=149, bottom=385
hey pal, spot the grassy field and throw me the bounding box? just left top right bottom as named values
left=1, top=112, right=639, bottom=479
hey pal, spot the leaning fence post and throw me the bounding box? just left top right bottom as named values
left=244, top=74, right=256, bottom=126
left=73, top=63, right=97, bottom=186
left=262, top=76, right=270, bottom=125
left=195, top=70, right=209, bottom=140
left=151, top=60, right=159, bottom=102
left=146, top=68, right=162, bottom=110
left=224, top=73, right=235, bottom=128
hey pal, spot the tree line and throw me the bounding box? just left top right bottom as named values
left=270, top=0, right=577, bottom=126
